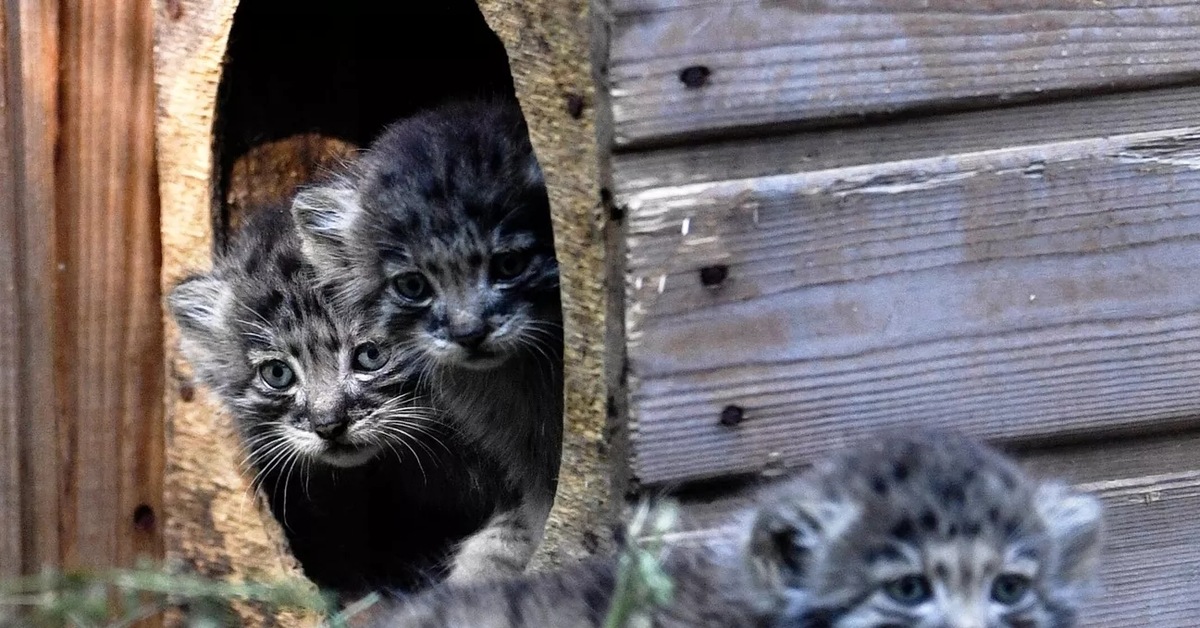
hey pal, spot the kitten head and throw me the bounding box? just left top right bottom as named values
left=168, top=208, right=436, bottom=470
left=740, top=432, right=1103, bottom=628
left=292, top=100, right=560, bottom=372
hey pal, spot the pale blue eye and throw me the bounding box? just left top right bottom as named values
left=353, top=342, right=387, bottom=372
left=884, top=575, right=932, bottom=606
left=259, top=360, right=295, bottom=389
left=392, top=272, right=431, bottom=302
left=991, top=574, right=1032, bottom=605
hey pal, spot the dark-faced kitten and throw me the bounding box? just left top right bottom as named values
left=167, top=206, right=518, bottom=599
left=369, top=432, right=1103, bottom=628
left=291, top=99, right=563, bottom=582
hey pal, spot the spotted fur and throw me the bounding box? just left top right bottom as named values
left=741, top=432, right=1104, bottom=628
left=366, top=432, right=1102, bottom=628
left=167, top=206, right=517, bottom=599
left=291, top=99, right=562, bottom=582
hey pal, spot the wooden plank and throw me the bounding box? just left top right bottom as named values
left=55, top=0, right=163, bottom=570
left=0, top=1, right=22, bottom=579
left=614, top=86, right=1200, bottom=194
left=604, top=0, right=1200, bottom=146
left=0, top=0, right=62, bottom=578
left=623, top=123, right=1200, bottom=486
left=667, top=432, right=1200, bottom=628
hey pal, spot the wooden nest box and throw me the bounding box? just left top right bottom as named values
left=154, top=1, right=1200, bottom=625
left=154, top=1, right=608, bottom=619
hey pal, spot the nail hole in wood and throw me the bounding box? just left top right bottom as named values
left=719, top=405, right=744, bottom=427
left=679, top=65, right=711, bottom=88
left=699, top=264, right=728, bottom=287
left=178, top=381, right=195, bottom=402
left=565, top=93, right=585, bottom=119
left=133, top=504, right=156, bottom=533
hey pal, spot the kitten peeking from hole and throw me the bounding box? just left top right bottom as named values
left=292, top=99, right=564, bottom=583
left=168, top=206, right=519, bottom=599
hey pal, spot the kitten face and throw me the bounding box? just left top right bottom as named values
left=745, top=433, right=1103, bottom=628
left=168, top=211, right=437, bottom=471
left=292, top=100, right=561, bottom=372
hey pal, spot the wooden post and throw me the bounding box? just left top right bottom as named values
left=0, top=0, right=163, bottom=594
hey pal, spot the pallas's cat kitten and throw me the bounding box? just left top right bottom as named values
left=167, top=206, right=516, bottom=598
left=370, top=432, right=1103, bottom=628
left=292, top=99, right=563, bottom=580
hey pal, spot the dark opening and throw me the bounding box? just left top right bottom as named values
left=209, top=0, right=564, bottom=599
left=213, top=1, right=516, bottom=250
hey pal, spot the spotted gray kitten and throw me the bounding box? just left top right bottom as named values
left=168, top=206, right=516, bottom=599
left=367, top=432, right=1102, bottom=628
left=291, top=99, right=562, bottom=582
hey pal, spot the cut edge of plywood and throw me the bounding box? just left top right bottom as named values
left=476, top=0, right=615, bottom=569
left=153, top=2, right=315, bottom=625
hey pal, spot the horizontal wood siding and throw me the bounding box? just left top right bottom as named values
left=606, top=0, right=1200, bottom=146
left=621, top=91, right=1200, bottom=485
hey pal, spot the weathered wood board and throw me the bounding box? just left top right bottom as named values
left=620, top=91, right=1200, bottom=486
left=1, top=0, right=162, bottom=586
left=670, top=432, right=1200, bottom=627
left=604, top=0, right=1200, bottom=146
left=0, top=4, right=22, bottom=578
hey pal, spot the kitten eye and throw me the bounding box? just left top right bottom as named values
left=883, top=575, right=932, bottom=606
left=392, top=272, right=431, bottom=302
left=353, top=342, right=387, bottom=372
left=490, top=251, right=530, bottom=281
left=990, top=574, right=1032, bottom=605
left=259, top=360, right=295, bottom=389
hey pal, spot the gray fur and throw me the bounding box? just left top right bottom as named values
left=292, top=99, right=563, bottom=582
left=368, top=432, right=1103, bottom=628
left=167, top=206, right=517, bottom=597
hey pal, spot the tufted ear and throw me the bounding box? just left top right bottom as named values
left=745, top=478, right=858, bottom=598
left=1035, top=482, right=1104, bottom=588
left=167, top=273, right=234, bottom=378
left=291, top=182, right=361, bottom=275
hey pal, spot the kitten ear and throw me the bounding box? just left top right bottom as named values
left=745, top=479, right=857, bottom=595
left=524, top=156, right=545, bottom=189
left=167, top=274, right=234, bottom=373
left=291, top=182, right=360, bottom=274
left=1035, top=482, right=1104, bottom=587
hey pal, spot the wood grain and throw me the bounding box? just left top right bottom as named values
left=0, top=3, right=22, bottom=578
left=668, top=432, right=1200, bottom=628
left=604, top=0, right=1200, bottom=146
left=623, top=119, right=1200, bottom=486
left=1, top=0, right=63, bottom=581
left=54, top=0, right=164, bottom=571
left=614, top=86, right=1200, bottom=194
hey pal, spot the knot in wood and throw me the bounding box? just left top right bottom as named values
left=719, top=405, right=745, bottom=427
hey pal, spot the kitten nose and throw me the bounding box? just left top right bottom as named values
left=448, top=320, right=489, bottom=349
left=312, top=417, right=348, bottom=440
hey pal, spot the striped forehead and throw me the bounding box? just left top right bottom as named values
left=232, top=280, right=351, bottom=353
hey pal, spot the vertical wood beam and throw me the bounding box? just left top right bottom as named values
left=54, top=0, right=163, bottom=570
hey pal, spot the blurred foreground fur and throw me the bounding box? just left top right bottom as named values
left=371, top=431, right=1103, bottom=628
